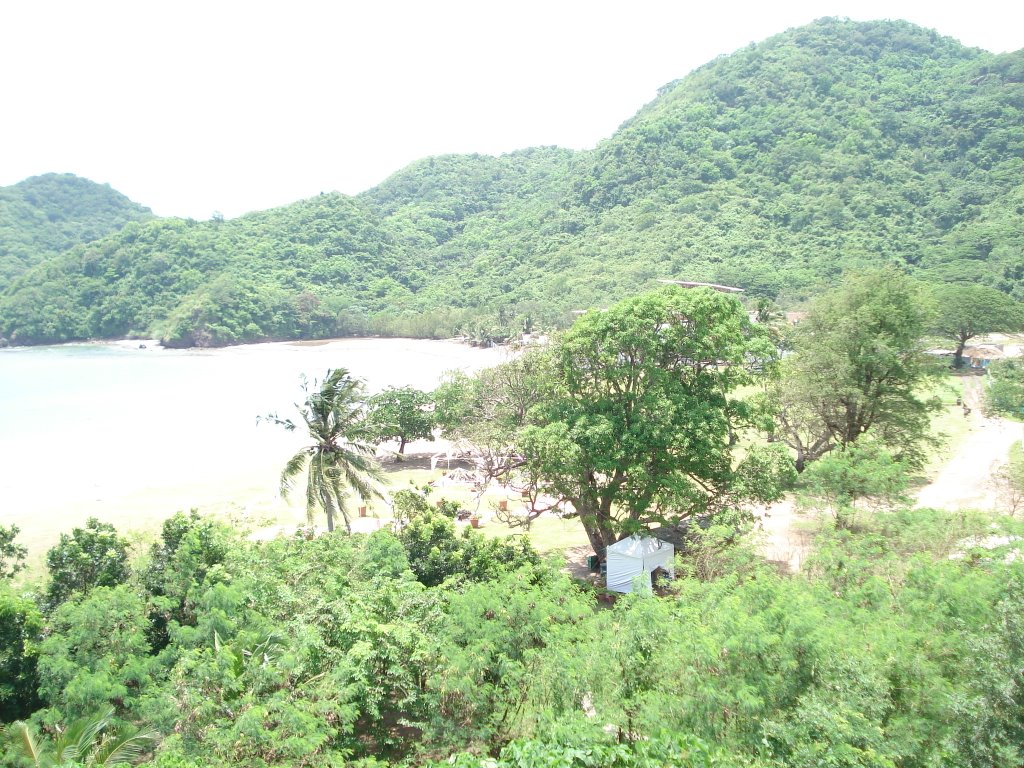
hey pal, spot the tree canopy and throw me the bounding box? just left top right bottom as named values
left=0, top=525, right=26, bottom=581
left=775, top=268, right=937, bottom=470
left=929, top=283, right=1024, bottom=367
left=364, top=386, right=436, bottom=456
left=44, top=518, right=131, bottom=611
left=0, top=173, right=152, bottom=287
left=443, top=286, right=793, bottom=555
left=2, top=501, right=1023, bottom=767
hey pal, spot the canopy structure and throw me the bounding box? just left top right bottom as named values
left=605, top=536, right=675, bottom=594
left=656, top=279, right=744, bottom=294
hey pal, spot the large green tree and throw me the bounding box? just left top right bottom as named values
left=364, top=386, right=435, bottom=457
left=929, top=283, right=1024, bottom=368
left=459, top=286, right=792, bottom=556
left=36, top=585, right=162, bottom=721
left=776, top=268, right=937, bottom=471
left=265, top=369, right=385, bottom=533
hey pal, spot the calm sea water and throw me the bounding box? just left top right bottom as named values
left=0, top=338, right=506, bottom=549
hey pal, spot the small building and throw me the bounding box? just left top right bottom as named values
left=605, top=535, right=675, bottom=594
left=963, top=344, right=1004, bottom=369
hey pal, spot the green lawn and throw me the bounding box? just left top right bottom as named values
left=476, top=514, right=591, bottom=553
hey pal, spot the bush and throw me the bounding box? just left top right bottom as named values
left=44, top=518, right=131, bottom=610
left=986, top=359, right=1024, bottom=417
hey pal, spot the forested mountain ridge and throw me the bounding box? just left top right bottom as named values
left=0, top=173, right=152, bottom=285
left=531, top=19, right=1024, bottom=303
left=2, top=18, right=1023, bottom=347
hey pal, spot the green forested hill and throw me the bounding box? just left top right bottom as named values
left=3, top=18, right=1023, bottom=346
left=0, top=173, right=152, bottom=285
left=462, top=18, right=1024, bottom=307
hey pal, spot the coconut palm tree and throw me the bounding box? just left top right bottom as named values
left=5, top=707, right=156, bottom=766
left=264, top=368, right=385, bottom=533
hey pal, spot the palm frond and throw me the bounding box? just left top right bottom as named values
left=5, top=721, right=45, bottom=767
left=92, top=726, right=158, bottom=766
left=343, top=466, right=384, bottom=507
left=55, top=708, right=113, bottom=764
left=258, top=412, right=297, bottom=431
left=279, top=450, right=309, bottom=498
left=306, top=453, right=326, bottom=527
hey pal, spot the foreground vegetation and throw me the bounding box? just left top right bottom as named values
left=2, top=505, right=1023, bottom=767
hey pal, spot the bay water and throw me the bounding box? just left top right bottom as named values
left=0, top=338, right=507, bottom=557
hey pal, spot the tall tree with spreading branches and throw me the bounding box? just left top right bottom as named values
left=929, top=283, right=1024, bottom=369
left=364, top=386, right=436, bottom=457
left=441, top=286, right=793, bottom=556
left=775, top=268, right=937, bottom=471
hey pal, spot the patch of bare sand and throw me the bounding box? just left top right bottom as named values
left=753, top=497, right=814, bottom=573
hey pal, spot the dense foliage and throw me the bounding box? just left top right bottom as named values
left=1, top=504, right=1023, bottom=767
left=774, top=268, right=937, bottom=471
left=928, top=283, right=1024, bottom=367
left=0, top=525, right=27, bottom=581
left=986, top=358, right=1024, bottom=416
left=43, top=518, right=131, bottom=611
left=0, top=173, right=152, bottom=286
left=439, top=286, right=793, bottom=554
left=2, top=19, right=1024, bottom=346
left=364, top=387, right=436, bottom=456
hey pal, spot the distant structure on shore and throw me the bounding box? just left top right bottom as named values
left=656, top=279, right=745, bottom=294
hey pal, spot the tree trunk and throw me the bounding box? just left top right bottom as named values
left=323, top=491, right=336, bottom=532
left=953, top=339, right=967, bottom=369
left=577, top=501, right=618, bottom=561
left=398, top=437, right=407, bottom=456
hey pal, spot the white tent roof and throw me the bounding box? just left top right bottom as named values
left=605, top=535, right=675, bottom=594
left=608, top=536, right=671, bottom=558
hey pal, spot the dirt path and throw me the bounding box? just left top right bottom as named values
left=754, top=497, right=813, bottom=573
left=754, top=379, right=1023, bottom=573
left=916, top=379, right=1023, bottom=511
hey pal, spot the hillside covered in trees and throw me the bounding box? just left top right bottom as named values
left=0, top=173, right=152, bottom=286
left=1, top=18, right=1023, bottom=347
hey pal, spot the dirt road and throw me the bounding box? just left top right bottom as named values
left=916, top=379, right=1023, bottom=511
left=756, top=379, right=1022, bottom=572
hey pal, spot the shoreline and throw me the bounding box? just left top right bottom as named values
left=0, top=338, right=510, bottom=563
left=0, top=333, right=508, bottom=354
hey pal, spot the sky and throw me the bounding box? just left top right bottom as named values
left=2, top=0, right=1022, bottom=220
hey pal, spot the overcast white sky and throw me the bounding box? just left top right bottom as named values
left=2, top=1, right=1022, bottom=220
